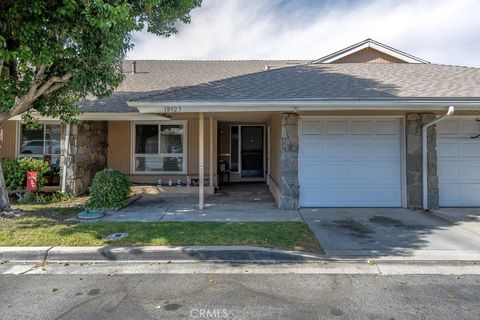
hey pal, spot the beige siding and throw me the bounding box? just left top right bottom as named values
left=335, top=48, right=406, bottom=64
left=187, top=119, right=217, bottom=176
left=267, top=113, right=282, bottom=206
left=107, top=121, right=131, bottom=173
left=1, top=121, right=17, bottom=160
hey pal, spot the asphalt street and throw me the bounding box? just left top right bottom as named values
left=1, top=273, right=479, bottom=320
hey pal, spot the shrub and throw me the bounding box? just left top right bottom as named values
left=87, top=169, right=132, bottom=209
left=3, top=158, right=51, bottom=192
left=18, top=191, right=72, bottom=205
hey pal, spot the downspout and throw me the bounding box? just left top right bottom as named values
left=422, top=106, right=455, bottom=210
left=61, top=124, right=71, bottom=193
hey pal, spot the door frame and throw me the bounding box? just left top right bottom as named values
left=298, top=116, right=406, bottom=208
left=229, top=124, right=266, bottom=181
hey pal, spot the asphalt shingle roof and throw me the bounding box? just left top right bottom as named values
left=79, top=60, right=480, bottom=113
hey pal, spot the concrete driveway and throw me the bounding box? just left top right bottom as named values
left=301, top=208, right=480, bottom=260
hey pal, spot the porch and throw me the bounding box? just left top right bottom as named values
left=100, top=183, right=300, bottom=222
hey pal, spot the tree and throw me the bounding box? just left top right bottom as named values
left=0, top=0, right=201, bottom=210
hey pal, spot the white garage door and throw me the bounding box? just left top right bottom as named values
left=299, top=118, right=402, bottom=207
left=437, top=118, right=480, bottom=207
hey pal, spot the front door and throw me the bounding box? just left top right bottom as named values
left=241, top=126, right=264, bottom=178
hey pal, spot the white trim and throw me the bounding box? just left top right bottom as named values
left=131, top=120, right=188, bottom=175
left=129, top=100, right=480, bottom=113
left=312, top=39, right=429, bottom=64
left=299, top=115, right=404, bottom=119
left=15, top=121, right=62, bottom=159
left=298, top=116, right=405, bottom=208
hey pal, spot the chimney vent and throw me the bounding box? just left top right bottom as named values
left=131, top=61, right=136, bottom=74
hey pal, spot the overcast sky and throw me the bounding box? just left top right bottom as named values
left=128, top=0, right=480, bottom=67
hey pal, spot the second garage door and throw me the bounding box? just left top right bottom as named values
left=437, top=118, right=480, bottom=207
left=299, top=118, right=402, bottom=207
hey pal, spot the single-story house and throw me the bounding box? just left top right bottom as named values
left=2, top=38, right=480, bottom=210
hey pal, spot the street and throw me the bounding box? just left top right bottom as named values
left=1, top=272, right=479, bottom=319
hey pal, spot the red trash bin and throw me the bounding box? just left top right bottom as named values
left=26, top=171, right=38, bottom=191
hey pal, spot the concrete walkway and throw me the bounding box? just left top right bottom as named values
left=301, top=207, right=480, bottom=260
left=99, top=196, right=300, bottom=222
left=100, top=184, right=301, bottom=222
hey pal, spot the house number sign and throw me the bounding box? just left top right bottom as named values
left=164, top=106, right=183, bottom=113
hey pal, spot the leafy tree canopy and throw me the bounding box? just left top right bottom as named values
left=0, top=0, right=201, bottom=123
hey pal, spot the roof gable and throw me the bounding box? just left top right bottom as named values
left=312, top=39, right=429, bottom=64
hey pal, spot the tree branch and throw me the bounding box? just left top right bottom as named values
left=43, top=81, right=68, bottom=96
left=0, top=72, right=72, bottom=122
left=33, top=72, right=71, bottom=100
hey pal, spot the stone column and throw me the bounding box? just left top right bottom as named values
left=405, top=113, right=439, bottom=210
left=279, top=113, right=299, bottom=210
left=64, top=121, right=108, bottom=195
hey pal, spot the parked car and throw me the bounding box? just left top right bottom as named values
left=20, top=140, right=61, bottom=155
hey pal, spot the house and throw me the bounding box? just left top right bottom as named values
left=2, top=39, right=480, bottom=210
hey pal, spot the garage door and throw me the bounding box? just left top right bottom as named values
left=437, top=118, right=480, bottom=207
left=299, top=118, right=402, bottom=207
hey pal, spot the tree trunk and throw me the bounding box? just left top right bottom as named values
left=0, top=160, right=10, bottom=211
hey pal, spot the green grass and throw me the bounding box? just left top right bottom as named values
left=10, top=197, right=87, bottom=219
left=0, top=216, right=322, bottom=252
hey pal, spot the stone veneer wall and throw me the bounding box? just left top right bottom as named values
left=65, top=121, right=108, bottom=195
left=279, top=113, right=299, bottom=209
left=405, top=113, right=439, bottom=210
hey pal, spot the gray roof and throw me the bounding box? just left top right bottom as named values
left=79, top=60, right=480, bottom=112
left=79, top=60, right=306, bottom=112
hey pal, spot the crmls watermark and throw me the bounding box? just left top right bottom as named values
left=189, top=308, right=231, bottom=319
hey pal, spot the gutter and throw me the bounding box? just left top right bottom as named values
left=422, top=106, right=455, bottom=210
left=127, top=100, right=480, bottom=113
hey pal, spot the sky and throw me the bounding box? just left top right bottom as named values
left=128, top=0, right=480, bottom=67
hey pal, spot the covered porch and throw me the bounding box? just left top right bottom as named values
left=100, top=183, right=300, bottom=222
left=126, top=111, right=283, bottom=211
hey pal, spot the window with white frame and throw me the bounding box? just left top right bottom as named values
left=18, top=123, right=61, bottom=173
left=133, top=122, right=186, bottom=173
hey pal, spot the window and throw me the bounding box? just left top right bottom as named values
left=133, top=123, right=186, bottom=173
left=18, top=123, right=61, bottom=173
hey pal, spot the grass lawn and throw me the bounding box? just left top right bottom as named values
left=1, top=202, right=322, bottom=252
left=11, top=197, right=88, bottom=219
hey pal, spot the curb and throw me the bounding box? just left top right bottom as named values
left=2, top=246, right=480, bottom=264
left=0, top=246, right=324, bottom=263
left=0, top=247, right=51, bottom=262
